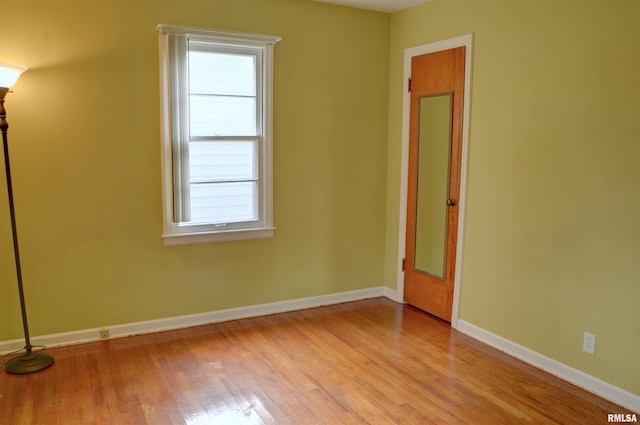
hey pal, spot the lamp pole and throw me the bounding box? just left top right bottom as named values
left=1, top=64, right=54, bottom=374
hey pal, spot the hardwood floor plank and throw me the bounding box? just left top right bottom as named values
left=1, top=298, right=634, bottom=424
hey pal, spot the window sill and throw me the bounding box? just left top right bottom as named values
left=162, top=227, right=275, bottom=246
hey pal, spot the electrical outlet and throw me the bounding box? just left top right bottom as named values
left=583, top=332, right=596, bottom=354
left=100, top=329, right=110, bottom=339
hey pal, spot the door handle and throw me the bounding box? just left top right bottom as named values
left=446, top=199, right=457, bottom=206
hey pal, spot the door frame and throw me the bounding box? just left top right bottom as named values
left=396, top=34, right=473, bottom=329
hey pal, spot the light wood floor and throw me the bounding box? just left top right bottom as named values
left=0, top=298, right=632, bottom=424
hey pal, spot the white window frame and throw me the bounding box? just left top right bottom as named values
left=157, top=25, right=281, bottom=246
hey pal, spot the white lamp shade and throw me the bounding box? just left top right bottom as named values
left=0, top=62, right=28, bottom=88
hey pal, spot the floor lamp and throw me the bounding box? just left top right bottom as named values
left=1, top=62, right=55, bottom=374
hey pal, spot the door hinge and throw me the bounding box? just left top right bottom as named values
left=402, top=258, right=406, bottom=272
left=408, top=77, right=412, bottom=92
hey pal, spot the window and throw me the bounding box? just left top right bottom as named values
left=157, top=25, right=281, bottom=245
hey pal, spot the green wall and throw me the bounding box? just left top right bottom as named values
left=386, top=0, right=640, bottom=396
left=0, top=0, right=389, bottom=338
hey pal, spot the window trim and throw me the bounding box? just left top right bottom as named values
left=157, top=25, right=281, bottom=246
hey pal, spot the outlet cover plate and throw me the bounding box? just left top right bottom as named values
left=583, top=332, right=596, bottom=354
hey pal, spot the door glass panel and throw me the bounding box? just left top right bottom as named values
left=414, top=93, right=452, bottom=279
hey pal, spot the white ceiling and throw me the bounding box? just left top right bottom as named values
left=313, top=0, right=431, bottom=13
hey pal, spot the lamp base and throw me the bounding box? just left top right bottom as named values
left=5, top=351, right=54, bottom=375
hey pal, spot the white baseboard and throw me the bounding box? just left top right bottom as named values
left=455, top=319, right=640, bottom=414
left=0, top=286, right=388, bottom=354
left=382, top=286, right=403, bottom=303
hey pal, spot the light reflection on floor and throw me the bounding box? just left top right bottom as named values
left=186, top=396, right=272, bottom=425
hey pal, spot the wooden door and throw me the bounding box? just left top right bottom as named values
left=404, top=47, right=465, bottom=322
